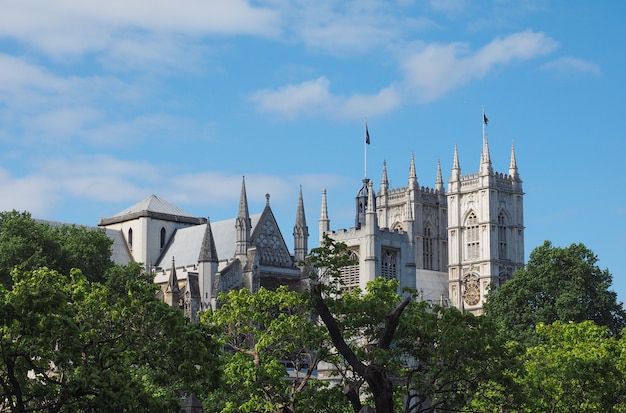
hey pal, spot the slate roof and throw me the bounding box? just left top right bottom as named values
left=112, top=195, right=195, bottom=218
left=98, top=195, right=206, bottom=226
left=156, top=214, right=262, bottom=269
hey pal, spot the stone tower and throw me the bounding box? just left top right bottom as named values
left=447, top=139, right=524, bottom=314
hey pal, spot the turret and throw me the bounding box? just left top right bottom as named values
left=198, top=218, right=218, bottom=308
left=355, top=178, right=370, bottom=229
left=380, top=160, right=389, bottom=196
left=509, top=143, right=520, bottom=181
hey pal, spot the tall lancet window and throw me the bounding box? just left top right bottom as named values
left=128, top=228, right=133, bottom=249
left=423, top=226, right=433, bottom=270
left=381, top=249, right=397, bottom=280
left=160, top=227, right=167, bottom=250
left=465, top=212, right=479, bottom=260
left=498, top=213, right=508, bottom=259
left=341, top=250, right=360, bottom=290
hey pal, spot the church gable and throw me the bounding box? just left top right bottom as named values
left=250, top=206, right=293, bottom=267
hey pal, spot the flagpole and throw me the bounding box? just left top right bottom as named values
left=482, top=106, right=485, bottom=147
left=364, top=117, right=368, bottom=178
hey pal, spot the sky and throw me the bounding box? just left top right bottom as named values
left=0, top=1, right=625, bottom=301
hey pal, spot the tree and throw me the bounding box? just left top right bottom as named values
left=305, top=235, right=509, bottom=413
left=397, top=305, right=510, bottom=413
left=0, top=265, right=221, bottom=412
left=201, top=286, right=346, bottom=413
left=470, top=321, right=626, bottom=412
left=0, top=211, right=114, bottom=287
left=484, top=241, right=626, bottom=346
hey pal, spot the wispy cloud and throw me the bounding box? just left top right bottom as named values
left=541, top=56, right=602, bottom=76
left=401, top=30, right=558, bottom=102
left=250, top=77, right=400, bottom=118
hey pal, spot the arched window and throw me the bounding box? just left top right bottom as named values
left=128, top=228, right=133, bottom=249
left=381, top=249, right=397, bottom=280
left=498, top=213, right=507, bottom=259
left=160, top=227, right=167, bottom=249
left=465, top=212, right=479, bottom=260
left=341, top=250, right=360, bottom=290
left=423, top=226, right=433, bottom=270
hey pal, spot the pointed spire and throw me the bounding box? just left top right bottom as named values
left=235, top=176, right=252, bottom=256
left=294, top=186, right=309, bottom=262
left=509, top=142, right=520, bottom=180
left=238, top=176, right=250, bottom=219
left=198, top=219, right=218, bottom=263
left=167, top=256, right=179, bottom=293
left=409, top=152, right=418, bottom=189
left=480, top=135, right=493, bottom=176
left=319, top=188, right=330, bottom=238
left=380, top=159, right=389, bottom=195
left=436, top=158, right=444, bottom=192
left=450, top=145, right=461, bottom=182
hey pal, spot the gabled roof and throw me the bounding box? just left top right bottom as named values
left=99, top=195, right=206, bottom=226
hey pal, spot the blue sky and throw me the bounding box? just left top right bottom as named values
left=1, top=1, right=624, bottom=302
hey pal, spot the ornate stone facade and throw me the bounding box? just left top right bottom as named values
left=322, top=138, right=524, bottom=314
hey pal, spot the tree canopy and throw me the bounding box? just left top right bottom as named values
left=484, top=240, right=626, bottom=346
left=0, top=211, right=114, bottom=287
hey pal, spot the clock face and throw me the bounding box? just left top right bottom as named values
left=464, top=285, right=480, bottom=306
left=463, top=274, right=481, bottom=306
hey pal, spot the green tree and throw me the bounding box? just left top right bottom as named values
left=202, top=286, right=346, bottom=413
left=0, top=265, right=221, bottom=412
left=471, top=321, right=626, bottom=412
left=484, top=241, right=626, bottom=346
left=0, top=211, right=114, bottom=287
left=306, top=235, right=509, bottom=413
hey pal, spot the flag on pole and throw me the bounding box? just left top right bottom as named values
left=365, top=123, right=370, bottom=144
left=483, top=113, right=489, bottom=125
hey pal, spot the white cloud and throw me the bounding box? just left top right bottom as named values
left=401, top=30, right=559, bottom=102
left=0, top=0, right=280, bottom=56
left=541, top=56, right=602, bottom=76
left=251, top=77, right=400, bottom=118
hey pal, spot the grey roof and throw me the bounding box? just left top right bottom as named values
left=113, top=195, right=195, bottom=218
left=156, top=213, right=262, bottom=268
left=99, top=195, right=206, bottom=226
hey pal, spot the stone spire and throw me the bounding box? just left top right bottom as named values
left=480, top=135, right=493, bottom=176
left=509, top=142, right=520, bottom=180
left=408, top=152, right=418, bottom=189
left=366, top=179, right=377, bottom=228
left=198, top=218, right=218, bottom=263
left=166, top=256, right=179, bottom=293
left=319, top=188, right=330, bottom=242
left=235, top=176, right=251, bottom=256
left=450, top=145, right=461, bottom=182
left=435, top=158, right=444, bottom=192
left=380, top=159, right=389, bottom=196
left=293, top=186, right=309, bottom=262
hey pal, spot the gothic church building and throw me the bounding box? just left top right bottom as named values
left=97, top=133, right=524, bottom=316
left=321, top=137, right=524, bottom=314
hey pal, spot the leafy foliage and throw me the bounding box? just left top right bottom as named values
left=484, top=240, right=626, bottom=346
left=0, top=211, right=114, bottom=287
left=0, top=265, right=221, bottom=412
left=202, top=286, right=339, bottom=413
left=306, top=235, right=505, bottom=413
